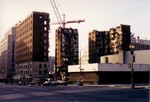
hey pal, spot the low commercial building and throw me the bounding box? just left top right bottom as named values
left=68, top=63, right=150, bottom=84
left=68, top=50, right=150, bottom=84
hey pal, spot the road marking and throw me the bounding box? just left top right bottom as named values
left=0, top=94, right=27, bottom=100
left=0, top=92, right=57, bottom=100
left=14, top=88, right=18, bottom=91
left=28, top=92, right=56, bottom=96
left=54, top=88, right=101, bottom=94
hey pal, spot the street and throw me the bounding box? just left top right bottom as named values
left=0, top=84, right=149, bottom=102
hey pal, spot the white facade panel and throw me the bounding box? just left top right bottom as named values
left=101, top=50, right=150, bottom=64
left=68, top=63, right=150, bottom=72
left=134, top=50, right=150, bottom=64
left=69, top=63, right=99, bottom=72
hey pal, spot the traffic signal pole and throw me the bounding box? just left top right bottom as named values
left=129, top=44, right=135, bottom=88
left=131, top=56, right=135, bottom=88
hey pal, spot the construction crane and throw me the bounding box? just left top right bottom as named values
left=50, top=0, right=85, bottom=28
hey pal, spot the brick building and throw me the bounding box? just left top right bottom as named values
left=15, top=11, right=50, bottom=79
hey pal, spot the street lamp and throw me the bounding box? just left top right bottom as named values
left=78, top=50, right=84, bottom=86
left=79, top=50, right=82, bottom=79
left=63, top=58, right=68, bottom=80
left=129, top=44, right=135, bottom=88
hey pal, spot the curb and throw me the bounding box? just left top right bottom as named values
left=111, top=85, right=150, bottom=89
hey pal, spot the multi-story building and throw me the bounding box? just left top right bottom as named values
left=88, top=24, right=131, bottom=63
left=89, top=30, right=110, bottom=63
left=55, top=27, right=78, bottom=73
left=15, top=11, right=50, bottom=79
left=0, top=27, right=16, bottom=80
left=109, top=24, right=131, bottom=53
left=131, top=36, right=150, bottom=50
left=48, top=56, right=55, bottom=73
left=100, top=36, right=150, bottom=64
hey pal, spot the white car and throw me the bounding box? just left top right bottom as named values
left=51, top=80, right=67, bottom=86
left=43, top=80, right=51, bottom=86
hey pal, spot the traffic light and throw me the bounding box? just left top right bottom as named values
left=133, top=55, right=135, bottom=62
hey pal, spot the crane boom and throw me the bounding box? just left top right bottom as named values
left=66, top=20, right=85, bottom=24
left=51, top=19, right=85, bottom=25
left=50, top=0, right=85, bottom=28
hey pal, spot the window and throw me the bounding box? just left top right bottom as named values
left=39, top=16, right=42, bottom=19
left=12, top=64, right=14, bottom=67
left=44, top=21, right=47, bottom=25
left=44, top=64, right=46, bottom=68
left=44, top=40, right=47, bottom=43
left=44, top=33, right=47, bottom=37
left=40, top=39, right=42, bottom=43
left=44, top=52, right=47, bottom=56
left=44, top=15, right=47, bottom=19
left=39, top=64, right=42, bottom=68
left=12, top=55, right=14, bottom=62
left=44, top=46, right=47, bottom=50
left=44, top=70, right=47, bottom=75
left=44, top=27, right=47, bottom=31
left=39, top=71, right=42, bottom=75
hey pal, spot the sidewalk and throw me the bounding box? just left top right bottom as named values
left=68, top=83, right=150, bottom=89
left=1, top=82, right=149, bottom=89
left=108, top=84, right=150, bottom=89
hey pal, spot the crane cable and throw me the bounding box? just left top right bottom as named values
left=50, top=0, right=62, bottom=27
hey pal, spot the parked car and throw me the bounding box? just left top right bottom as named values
left=30, top=79, right=42, bottom=86
left=51, top=80, right=67, bottom=86
left=18, top=80, right=26, bottom=85
left=43, top=79, right=67, bottom=86
left=43, top=80, right=51, bottom=86
left=18, top=80, right=22, bottom=85
left=42, top=78, right=53, bottom=86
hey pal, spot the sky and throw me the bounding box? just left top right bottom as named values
left=0, top=0, right=150, bottom=56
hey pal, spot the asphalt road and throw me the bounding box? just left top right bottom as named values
left=0, top=84, right=149, bottom=102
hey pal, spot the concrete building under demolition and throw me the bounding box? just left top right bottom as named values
left=55, top=27, right=79, bottom=74
left=88, top=24, right=131, bottom=63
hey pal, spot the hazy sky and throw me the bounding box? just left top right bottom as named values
left=0, top=0, right=150, bottom=56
